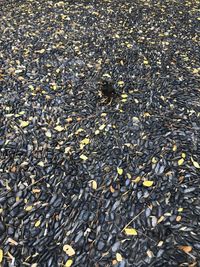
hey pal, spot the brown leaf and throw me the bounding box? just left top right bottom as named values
left=178, top=245, right=192, bottom=253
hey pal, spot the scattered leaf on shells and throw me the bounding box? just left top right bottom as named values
left=178, top=208, right=183, bottom=212
left=80, top=154, right=88, bottom=161
left=176, top=215, right=182, bottom=222
left=20, top=120, right=30, bottom=128
left=172, top=144, right=177, bottom=151
left=178, top=158, right=184, bottom=166
left=117, top=167, right=123, bottom=175
left=181, top=152, right=186, bottom=159
left=99, top=124, right=106, bottom=130
left=64, top=147, right=71, bottom=154
left=191, top=157, right=200, bottom=168
left=0, top=249, right=3, bottom=263
left=157, top=241, right=163, bottom=247
left=95, top=129, right=100, bottom=135
left=118, top=81, right=124, bottom=86
left=80, top=138, right=90, bottom=145
left=178, top=245, right=192, bottom=253
left=132, top=176, right=141, bottom=183
left=116, top=253, right=123, bottom=262
left=124, top=228, right=137, bottom=236
left=66, top=117, right=73, bottom=123
left=45, top=130, right=52, bottom=138
left=65, top=259, right=73, bottom=267
left=54, top=125, right=64, bottom=132
left=37, top=161, right=44, bottom=167
left=75, top=128, right=85, bottom=134
left=25, top=205, right=33, bottom=211
left=143, top=180, right=154, bottom=187
left=63, top=245, right=75, bottom=256
left=121, top=94, right=128, bottom=98
left=35, top=220, right=41, bottom=227
left=143, top=60, right=149, bottom=65
left=90, top=180, right=97, bottom=190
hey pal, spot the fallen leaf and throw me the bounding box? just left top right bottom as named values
left=121, top=94, right=128, bottom=98
left=66, top=117, right=73, bottom=123
left=118, top=81, right=124, bottom=86
left=95, top=129, right=100, bottom=135
left=45, top=130, right=52, bottom=138
left=99, top=124, right=106, bottom=130
left=90, top=180, right=97, bottom=190
left=0, top=249, right=3, bottom=263
left=181, top=152, right=186, bottom=159
left=124, top=228, right=137, bottom=236
left=172, top=144, right=177, bottom=151
left=178, top=158, right=184, bottom=166
left=143, top=180, right=154, bottom=187
left=54, top=125, right=64, bottom=132
left=191, top=157, right=200, bottom=169
left=35, top=220, right=41, bottom=227
left=20, top=120, right=30, bottom=128
left=178, top=208, right=183, bottom=212
left=63, top=244, right=75, bottom=256
left=178, top=245, right=192, bottom=253
left=37, top=161, right=44, bottom=167
left=65, top=259, right=73, bottom=267
left=117, top=167, right=123, bottom=175
left=25, top=205, right=33, bottom=211
left=176, top=215, right=182, bottom=222
left=80, top=154, right=88, bottom=161
left=132, top=176, right=141, bottom=183
left=80, top=138, right=90, bottom=145
left=116, top=252, right=123, bottom=262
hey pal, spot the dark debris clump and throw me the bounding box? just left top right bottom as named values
left=0, top=0, right=200, bottom=266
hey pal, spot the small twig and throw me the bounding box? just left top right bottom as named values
left=121, top=209, right=145, bottom=232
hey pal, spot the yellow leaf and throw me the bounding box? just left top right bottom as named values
left=99, top=124, right=106, bottom=130
left=151, top=157, right=157, bottom=164
left=124, top=228, right=137, bottom=236
left=0, top=249, right=3, bottom=263
left=143, top=60, right=149, bottom=65
left=25, top=205, right=33, bottom=211
left=35, top=220, right=41, bottom=227
left=127, top=173, right=131, bottom=179
left=80, top=138, right=90, bottom=145
left=126, top=43, right=132, bottom=48
left=63, top=245, right=75, bottom=256
left=191, top=157, right=200, bottom=169
left=121, top=94, right=128, bottom=98
left=118, top=81, right=124, bottom=86
left=178, top=207, right=183, bottom=212
left=90, top=180, right=97, bottom=190
left=181, top=152, right=186, bottom=159
left=143, top=180, right=154, bottom=187
left=65, top=259, right=73, bottom=267
left=80, top=154, right=88, bottom=161
left=37, top=161, right=44, bottom=167
left=121, top=99, right=127, bottom=102
left=101, top=113, right=107, bottom=117
left=75, top=128, right=85, bottom=134
left=95, top=129, right=100, bottom=135
left=45, top=130, right=52, bottom=138
left=20, top=120, right=30, bottom=128
left=172, top=144, right=177, bottom=151
left=117, top=167, right=123, bottom=175
left=178, top=158, right=184, bottom=166
left=178, top=245, right=192, bottom=253
left=116, top=253, right=123, bottom=262
left=132, top=176, right=141, bottom=183
left=54, top=125, right=64, bottom=132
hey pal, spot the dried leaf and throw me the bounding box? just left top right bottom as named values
left=63, top=244, right=75, bottom=256
left=181, top=152, right=186, bottom=159
left=191, top=157, right=200, bottom=169
left=172, top=144, right=177, bottom=151
left=65, top=259, right=73, bottom=267
left=143, top=180, right=154, bottom=187
left=25, top=205, right=33, bottom=211
left=0, top=249, right=3, bottom=263
left=35, top=220, right=41, bottom=227
left=54, top=125, right=64, bottom=132
left=20, top=120, right=30, bottom=128
left=178, top=245, right=192, bottom=253
left=45, top=130, right=52, bottom=138
left=116, top=252, right=123, bottom=262
left=80, top=138, right=90, bottom=145
left=132, top=176, right=141, bottom=183
left=90, top=180, right=97, bottom=190
left=118, top=81, right=124, bottom=86
left=99, top=124, right=106, bottom=130
left=80, top=154, right=88, bottom=161
left=124, top=228, right=137, bottom=236
left=37, top=161, right=44, bottom=167
left=121, top=94, right=128, bottom=98
left=117, top=167, right=123, bottom=175
left=178, top=158, right=184, bottom=166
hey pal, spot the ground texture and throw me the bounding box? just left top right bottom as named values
left=0, top=0, right=200, bottom=266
